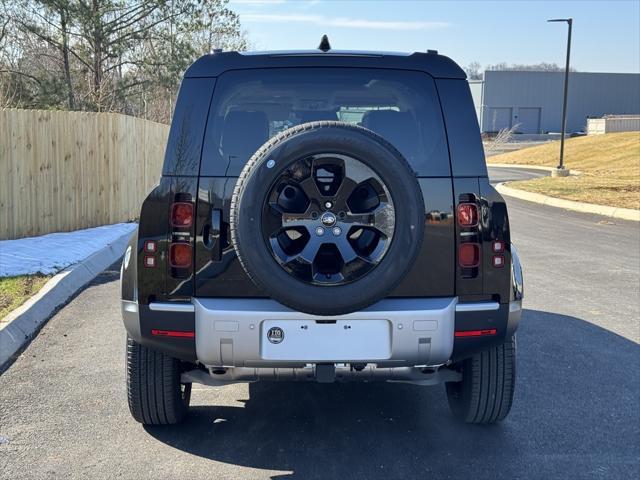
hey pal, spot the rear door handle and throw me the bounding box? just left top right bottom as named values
left=203, top=209, right=222, bottom=261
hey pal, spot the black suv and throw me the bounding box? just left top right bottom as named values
left=121, top=43, right=524, bottom=426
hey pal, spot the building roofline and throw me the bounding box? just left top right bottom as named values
left=484, top=70, right=640, bottom=76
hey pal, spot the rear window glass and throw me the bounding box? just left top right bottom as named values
left=200, top=68, right=450, bottom=177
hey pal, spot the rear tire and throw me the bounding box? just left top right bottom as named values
left=445, top=335, right=516, bottom=424
left=126, top=335, right=191, bottom=425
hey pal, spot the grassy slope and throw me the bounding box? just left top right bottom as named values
left=0, top=275, right=51, bottom=320
left=488, top=132, right=640, bottom=209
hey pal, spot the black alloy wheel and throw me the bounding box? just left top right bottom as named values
left=263, top=153, right=395, bottom=285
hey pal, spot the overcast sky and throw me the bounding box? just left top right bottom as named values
left=229, top=0, right=640, bottom=73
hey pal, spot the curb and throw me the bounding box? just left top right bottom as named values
left=496, top=183, right=640, bottom=222
left=487, top=163, right=581, bottom=175
left=0, top=230, right=134, bottom=368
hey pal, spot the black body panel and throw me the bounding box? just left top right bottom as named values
left=194, top=177, right=264, bottom=297
left=162, top=78, right=215, bottom=176
left=449, top=179, right=514, bottom=360
left=138, top=306, right=196, bottom=361
left=136, top=179, right=172, bottom=304
left=436, top=79, right=487, bottom=178
left=129, top=177, right=199, bottom=361
left=134, top=177, right=199, bottom=304
left=398, top=178, right=454, bottom=297
left=479, top=178, right=511, bottom=303
left=452, top=305, right=509, bottom=361
left=193, top=177, right=455, bottom=298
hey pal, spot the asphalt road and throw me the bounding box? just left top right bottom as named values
left=487, top=165, right=549, bottom=183
left=1, top=167, right=639, bottom=479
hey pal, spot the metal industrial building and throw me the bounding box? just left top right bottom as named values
left=469, top=71, right=640, bottom=134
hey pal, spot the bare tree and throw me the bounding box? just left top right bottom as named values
left=484, top=123, right=521, bottom=155
left=0, top=0, right=249, bottom=120
left=486, top=62, right=577, bottom=72
left=464, top=61, right=483, bottom=80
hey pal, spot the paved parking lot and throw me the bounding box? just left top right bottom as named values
left=1, top=168, right=638, bottom=479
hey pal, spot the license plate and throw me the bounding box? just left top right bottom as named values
left=261, top=319, right=391, bottom=361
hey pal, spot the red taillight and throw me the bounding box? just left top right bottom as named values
left=171, top=202, right=193, bottom=228
left=459, top=243, right=480, bottom=268
left=457, top=203, right=478, bottom=227
left=169, top=243, right=192, bottom=268
left=455, top=329, right=497, bottom=338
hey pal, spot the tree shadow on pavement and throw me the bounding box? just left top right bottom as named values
left=145, top=309, right=640, bottom=479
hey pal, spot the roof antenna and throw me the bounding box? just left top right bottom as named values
left=318, top=34, right=331, bottom=52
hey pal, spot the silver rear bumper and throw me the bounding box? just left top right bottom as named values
left=193, top=297, right=459, bottom=368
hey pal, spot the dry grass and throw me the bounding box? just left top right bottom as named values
left=0, top=275, right=51, bottom=320
left=488, top=132, right=640, bottom=209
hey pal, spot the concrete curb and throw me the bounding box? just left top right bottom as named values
left=487, top=163, right=581, bottom=175
left=496, top=183, right=640, bottom=222
left=0, top=230, right=134, bottom=368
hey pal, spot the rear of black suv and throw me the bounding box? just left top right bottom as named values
left=121, top=48, right=523, bottom=426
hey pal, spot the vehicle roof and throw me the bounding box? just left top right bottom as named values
left=184, top=50, right=467, bottom=79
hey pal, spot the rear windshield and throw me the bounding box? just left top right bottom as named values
left=200, top=68, right=450, bottom=176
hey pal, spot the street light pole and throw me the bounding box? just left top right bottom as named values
left=548, top=18, right=573, bottom=176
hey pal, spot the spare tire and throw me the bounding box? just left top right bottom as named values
left=230, top=121, right=424, bottom=316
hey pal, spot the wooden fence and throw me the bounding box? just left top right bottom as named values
left=0, top=109, right=169, bottom=240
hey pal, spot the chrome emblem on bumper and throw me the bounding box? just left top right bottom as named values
left=267, top=326, right=284, bottom=344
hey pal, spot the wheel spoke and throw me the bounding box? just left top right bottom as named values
left=268, top=201, right=283, bottom=214
left=343, top=202, right=394, bottom=238
left=298, top=177, right=323, bottom=200
left=281, top=211, right=310, bottom=229
left=332, top=177, right=359, bottom=207
left=334, top=237, right=359, bottom=264
left=344, top=211, right=374, bottom=227
left=287, top=236, right=322, bottom=264
left=269, top=236, right=289, bottom=261
left=263, top=208, right=284, bottom=237
left=362, top=237, right=388, bottom=264
left=311, top=263, right=345, bottom=284
left=371, top=202, right=395, bottom=238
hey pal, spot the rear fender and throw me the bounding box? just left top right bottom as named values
left=121, top=230, right=140, bottom=342
left=507, top=244, right=524, bottom=337
left=451, top=180, right=518, bottom=361
left=120, top=181, right=197, bottom=361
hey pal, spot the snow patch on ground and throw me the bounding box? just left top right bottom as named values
left=0, top=223, right=137, bottom=277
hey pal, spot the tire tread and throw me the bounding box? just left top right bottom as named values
left=125, top=336, right=189, bottom=425
left=446, top=336, right=516, bottom=424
